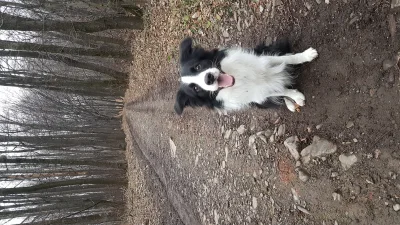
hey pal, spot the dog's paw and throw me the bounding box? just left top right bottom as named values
left=302, top=48, right=318, bottom=62
left=284, top=98, right=297, bottom=112
left=285, top=89, right=305, bottom=111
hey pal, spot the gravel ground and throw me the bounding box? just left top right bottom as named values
left=124, top=0, right=400, bottom=224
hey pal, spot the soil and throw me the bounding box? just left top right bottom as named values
left=123, top=0, right=400, bottom=224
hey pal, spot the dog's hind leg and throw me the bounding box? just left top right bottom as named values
left=267, top=89, right=305, bottom=112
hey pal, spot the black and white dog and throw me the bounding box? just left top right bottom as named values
left=174, top=37, right=318, bottom=115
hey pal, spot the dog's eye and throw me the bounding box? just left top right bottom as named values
left=194, top=64, right=201, bottom=71
left=192, top=85, right=199, bottom=92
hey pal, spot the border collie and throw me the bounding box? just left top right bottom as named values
left=174, top=37, right=318, bottom=115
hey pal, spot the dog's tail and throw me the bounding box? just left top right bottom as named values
left=254, top=38, right=291, bottom=56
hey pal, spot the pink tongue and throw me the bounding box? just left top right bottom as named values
left=218, top=74, right=234, bottom=88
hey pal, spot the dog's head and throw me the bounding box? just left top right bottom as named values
left=174, top=37, right=234, bottom=115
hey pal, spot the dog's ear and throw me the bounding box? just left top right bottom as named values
left=180, top=37, right=193, bottom=63
left=174, top=89, right=189, bottom=115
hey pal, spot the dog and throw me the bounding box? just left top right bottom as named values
left=174, top=37, right=318, bottom=115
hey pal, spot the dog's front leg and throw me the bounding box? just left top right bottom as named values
left=265, top=48, right=318, bottom=65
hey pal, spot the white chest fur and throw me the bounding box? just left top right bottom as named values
left=216, top=49, right=292, bottom=111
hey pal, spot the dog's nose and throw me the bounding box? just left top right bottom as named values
left=205, top=73, right=215, bottom=85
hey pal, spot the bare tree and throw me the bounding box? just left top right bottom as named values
left=0, top=0, right=145, bottom=224
left=0, top=12, right=143, bottom=32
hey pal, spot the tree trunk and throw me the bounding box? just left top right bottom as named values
left=54, top=31, right=127, bottom=46
left=0, top=12, right=143, bottom=33
left=0, top=50, right=128, bottom=80
left=0, top=40, right=130, bottom=58
left=0, top=178, right=125, bottom=195
left=0, top=157, right=126, bottom=169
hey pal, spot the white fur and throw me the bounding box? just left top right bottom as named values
left=181, top=68, right=220, bottom=91
left=217, top=48, right=317, bottom=112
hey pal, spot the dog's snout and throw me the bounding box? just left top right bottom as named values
left=205, top=73, right=215, bottom=85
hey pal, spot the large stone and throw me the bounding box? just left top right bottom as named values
left=339, top=154, right=358, bottom=170
left=298, top=168, right=310, bottom=182
left=237, top=125, right=246, bottom=135
left=276, top=124, right=286, bottom=137
left=284, top=136, right=300, bottom=160
left=301, top=136, right=337, bottom=164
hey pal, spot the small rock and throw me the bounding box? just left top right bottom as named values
left=350, top=185, right=361, bottom=195
left=316, top=124, right=323, bottom=130
left=248, top=134, right=256, bottom=147
left=222, top=30, right=229, bottom=38
left=349, top=16, right=360, bottom=25
left=374, top=149, right=382, bottom=159
left=231, top=131, right=238, bottom=142
left=252, top=197, right=258, bottom=209
left=332, top=192, right=342, bottom=201
left=258, top=134, right=267, bottom=143
left=221, top=161, right=226, bottom=169
left=385, top=201, right=389, bottom=206
left=269, top=134, right=275, bottom=143
left=388, top=70, right=395, bottom=84
left=346, top=121, right=354, bottom=128
left=224, top=146, right=229, bottom=161
left=264, top=129, right=273, bottom=138
left=295, top=161, right=302, bottom=167
left=339, top=154, right=358, bottom=170
left=291, top=188, right=300, bottom=203
left=284, top=136, right=300, bottom=160
left=301, top=136, right=337, bottom=164
left=393, top=204, right=400, bottom=211
left=195, top=154, right=199, bottom=166
left=192, top=12, right=200, bottom=19
left=369, top=88, right=377, bottom=97
left=331, top=172, right=339, bottom=178
left=305, top=2, right=312, bottom=10
left=250, top=147, right=258, bottom=156
left=249, top=135, right=257, bottom=155
left=325, top=0, right=330, bottom=4
left=169, top=138, right=177, bottom=158
left=237, top=125, right=246, bottom=134
left=297, top=206, right=311, bottom=214
left=259, top=5, right=264, bottom=13
left=316, top=0, right=322, bottom=4
left=298, top=168, right=310, bottom=182
left=389, top=171, right=397, bottom=179
left=334, top=221, right=338, bottom=225
left=276, top=124, right=286, bottom=137
left=224, top=129, right=232, bottom=139
left=214, top=210, right=220, bottom=224
left=273, top=116, right=281, bottom=124
left=250, top=118, right=257, bottom=131
left=382, top=59, right=395, bottom=71
left=353, top=138, right=358, bottom=143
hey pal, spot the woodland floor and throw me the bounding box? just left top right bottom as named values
left=123, top=0, right=400, bottom=224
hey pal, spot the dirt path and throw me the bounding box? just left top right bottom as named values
left=124, top=1, right=400, bottom=224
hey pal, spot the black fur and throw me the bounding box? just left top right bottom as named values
left=175, top=37, right=293, bottom=115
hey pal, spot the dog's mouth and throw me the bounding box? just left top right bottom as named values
left=217, top=73, right=235, bottom=88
